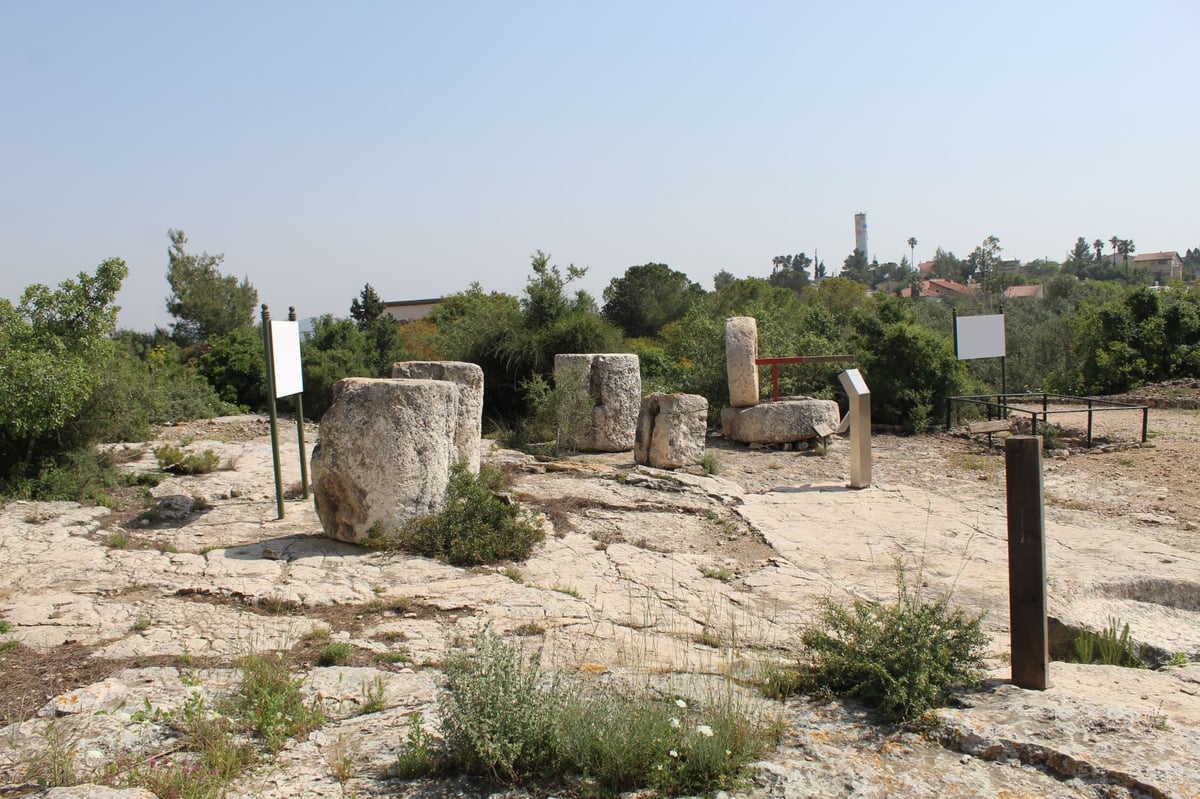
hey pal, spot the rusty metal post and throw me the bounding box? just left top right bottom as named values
left=1005, top=436, right=1049, bottom=690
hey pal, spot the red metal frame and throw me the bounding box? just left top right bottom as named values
left=754, top=355, right=854, bottom=401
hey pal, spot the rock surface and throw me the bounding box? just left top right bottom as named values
left=391, top=361, right=484, bottom=473
left=725, top=316, right=760, bottom=407
left=721, top=397, right=841, bottom=444
left=310, top=377, right=458, bottom=543
left=3, top=409, right=1200, bottom=798
left=553, top=353, right=641, bottom=452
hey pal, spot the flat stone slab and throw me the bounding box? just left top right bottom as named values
left=721, top=397, right=840, bottom=444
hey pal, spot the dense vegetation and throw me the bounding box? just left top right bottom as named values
left=5, top=230, right=1200, bottom=502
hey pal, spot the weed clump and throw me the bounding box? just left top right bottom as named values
left=394, top=630, right=780, bottom=793
left=391, top=462, right=544, bottom=565
left=772, top=569, right=988, bottom=723
left=1072, top=616, right=1147, bottom=668
left=153, top=444, right=220, bottom=475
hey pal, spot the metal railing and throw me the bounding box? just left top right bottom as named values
left=754, top=355, right=855, bottom=401
left=947, top=392, right=1149, bottom=448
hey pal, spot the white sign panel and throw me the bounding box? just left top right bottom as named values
left=270, top=320, right=304, bottom=398
left=955, top=313, right=1006, bottom=360
left=838, top=368, right=869, bottom=397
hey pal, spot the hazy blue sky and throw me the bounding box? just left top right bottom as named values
left=2, top=1, right=1196, bottom=332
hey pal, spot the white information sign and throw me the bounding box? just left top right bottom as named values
left=270, top=321, right=304, bottom=398
left=955, top=313, right=1006, bottom=360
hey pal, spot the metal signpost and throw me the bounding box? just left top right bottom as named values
left=837, top=368, right=871, bottom=489
left=261, top=305, right=308, bottom=520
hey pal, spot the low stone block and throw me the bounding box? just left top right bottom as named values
left=721, top=397, right=841, bottom=444
left=392, top=360, right=484, bottom=473
left=310, top=377, right=458, bottom=544
left=635, top=392, right=708, bottom=469
left=725, top=316, right=760, bottom=408
left=554, top=353, right=641, bottom=452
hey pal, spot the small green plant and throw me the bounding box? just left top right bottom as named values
left=0, top=619, right=11, bottom=634
left=153, top=444, right=221, bottom=475
left=328, top=733, right=356, bottom=782
left=501, top=565, right=524, bottom=583
left=701, top=565, right=733, bottom=582
left=512, top=622, right=545, bottom=637
left=551, top=584, right=583, bottom=599
left=393, top=462, right=544, bottom=565
left=1166, top=652, right=1189, bottom=667
left=302, top=626, right=331, bottom=645
left=699, top=451, right=721, bottom=475
left=107, top=531, right=131, bottom=549
left=0, top=639, right=20, bottom=652
left=374, top=649, right=413, bottom=665
left=318, top=641, right=352, bottom=666
left=226, top=652, right=325, bottom=753
left=779, top=567, right=989, bottom=722
left=360, top=675, right=387, bottom=713
left=22, top=720, right=79, bottom=787
left=1072, top=617, right=1147, bottom=668
left=392, top=711, right=445, bottom=779
left=131, top=612, right=152, bottom=632
left=1039, top=423, right=1065, bottom=452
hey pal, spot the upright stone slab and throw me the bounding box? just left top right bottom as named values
left=554, top=353, right=641, bottom=452
left=721, top=397, right=840, bottom=445
left=310, top=377, right=458, bottom=544
left=391, top=360, right=484, bottom=473
left=725, top=317, right=760, bottom=407
left=635, top=392, right=708, bottom=469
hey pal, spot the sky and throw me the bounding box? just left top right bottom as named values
left=2, top=1, right=1197, bottom=332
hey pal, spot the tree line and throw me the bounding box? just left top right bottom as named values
left=4, top=229, right=1200, bottom=501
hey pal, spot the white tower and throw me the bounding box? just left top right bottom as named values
left=854, top=212, right=868, bottom=258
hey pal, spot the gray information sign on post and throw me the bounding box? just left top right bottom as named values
left=837, top=368, right=871, bottom=489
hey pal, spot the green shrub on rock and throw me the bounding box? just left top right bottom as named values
left=395, top=463, right=544, bottom=565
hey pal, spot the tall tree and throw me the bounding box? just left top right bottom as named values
left=713, top=270, right=736, bottom=291
left=907, top=237, right=918, bottom=268
left=768, top=253, right=813, bottom=295
left=602, top=263, right=704, bottom=338
left=840, top=250, right=871, bottom=284
left=165, top=229, right=257, bottom=345
left=968, top=235, right=1003, bottom=293
left=1110, top=235, right=1120, bottom=267
left=1093, top=238, right=1105, bottom=262
left=350, top=283, right=386, bottom=330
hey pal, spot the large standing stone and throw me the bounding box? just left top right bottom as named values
left=635, top=393, right=708, bottom=469
left=310, top=378, right=458, bottom=544
left=554, top=353, right=641, bottom=452
left=721, top=397, right=841, bottom=445
left=725, top=317, right=760, bottom=408
left=391, top=360, right=484, bottom=473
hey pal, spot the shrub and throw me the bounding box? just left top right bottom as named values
left=395, top=463, right=544, bottom=565
left=318, top=641, right=352, bottom=666
left=398, top=630, right=781, bottom=792
left=154, top=444, right=220, bottom=475
left=786, top=568, right=988, bottom=722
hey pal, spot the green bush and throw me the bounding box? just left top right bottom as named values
left=154, top=444, right=221, bottom=475
left=400, top=630, right=780, bottom=792
left=393, top=463, right=544, bottom=565
left=1072, top=617, right=1147, bottom=668
left=786, top=569, right=988, bottom=722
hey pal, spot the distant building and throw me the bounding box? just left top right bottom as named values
left=998, top=259, right=1022, bottom=275
left=382, top=298, right=441, bottom=322
left=899, top=279, right=977, bottom=300
left=1003, top=284, right=1044, bottom=300
left=917, top=260, right=936, bottom=279
left=1132, top=252, right=1183, bottom=284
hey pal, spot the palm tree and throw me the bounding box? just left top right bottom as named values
left=907, top=237, right=918, bottom=270
left=1093, top=239, right=1104, bottom=262
left=1118, top=239, right=1135, bottom=277
left=1110, top=236, right=1120, bottom=267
